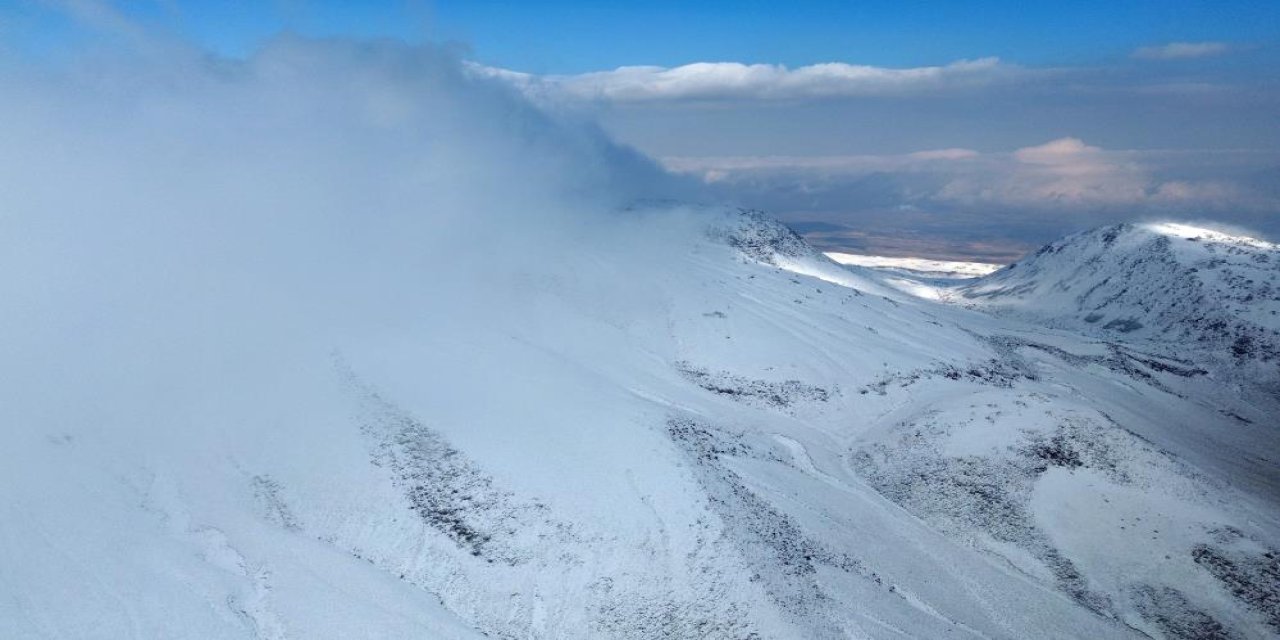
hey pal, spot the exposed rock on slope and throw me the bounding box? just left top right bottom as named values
left=957, top=223, right=1280, bottom=393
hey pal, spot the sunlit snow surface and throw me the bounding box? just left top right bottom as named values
left=823, top=252, right=1001, bottom=300
left=825, top=252, right=1003, bottom=278
left=2, top=40, right=1278, bottom=640
left=1143, top=222, right=1277, bottom=250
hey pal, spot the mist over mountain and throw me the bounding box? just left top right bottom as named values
left=2, top=23, right=1279, bottom=640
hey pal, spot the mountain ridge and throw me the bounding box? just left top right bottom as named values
left=956, top=221, right=1280, bottom=399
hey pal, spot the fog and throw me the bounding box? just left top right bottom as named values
left=0, top=35, right=700, bottom=454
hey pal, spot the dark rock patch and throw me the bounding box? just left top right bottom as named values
left=1192, top=543, right=1280, bottom=631
left=677, top=361, right=832, bottom=410
left=1131, top=585, right=1237, bottom=640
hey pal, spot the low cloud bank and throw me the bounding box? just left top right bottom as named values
left=667, top=139, right=1280, bottom=260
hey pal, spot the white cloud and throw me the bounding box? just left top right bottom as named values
left=662, top=148, right=979, bottom=179
left=668, top=139, right=1277, bottom=214
left=1011, top=137, right=1099, bottom=165
left=1150, top=180, right=1247, bottom=203
left=907, top=148, right=981, bottom=161
left=1132, top=42, right=1230, bottom=60
left=949, top=138, right=1149, bottom=204
left=473, top=58, right=1025, bottom=103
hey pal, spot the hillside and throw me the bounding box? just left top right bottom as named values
left=5, top=208, right=1279, bottom=639
left=956, top=222, right=1280, bottom=402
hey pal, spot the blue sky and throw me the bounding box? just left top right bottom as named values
left=435, top=0, right=1280, bottom=72
left=4, top=0, right=1278, bottom=259
left=6, top=0, right=1277, bottom=70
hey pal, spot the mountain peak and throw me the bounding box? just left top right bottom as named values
left=958, top=221, right=1280, bottom=393
left=1140, top=221, right=1277, bottom=250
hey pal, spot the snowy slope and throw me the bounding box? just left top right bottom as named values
left=825, top=252, right=1003, bottom=278
left=955, top=222, right=1280, bottom=404
left=3, top=40, right=1279, bottom=640
left=6, top=206, right=1279, bottom=639
left=820, top=252, right=1002, bottom=301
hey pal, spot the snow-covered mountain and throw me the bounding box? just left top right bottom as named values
left=956, top=222, right=1280, bottom=402
left=3, top=39, right=1278, bottom=640
left=7, top=206, right=1279, bottom=639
